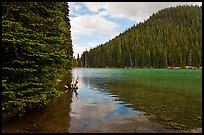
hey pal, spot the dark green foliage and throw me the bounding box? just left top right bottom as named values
left=2, top=2, right=73, bottom=121
left=79, top=5, right=202, bottom=68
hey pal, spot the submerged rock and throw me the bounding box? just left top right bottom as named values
left=191, top=128, right=202, bottom=133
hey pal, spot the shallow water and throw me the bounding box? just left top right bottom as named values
left=2, top=68, right=202, bottom=133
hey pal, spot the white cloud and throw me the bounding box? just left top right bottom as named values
left=70, top=2, right=202, bottom=41
left=82, top=2, right=108, bottom=13
left=73, top=4, right=82, bottom=12
left=69, top=2, right=202, bottom=57
left=82, top=2, right=202, bottom=22
left=73, top=42, right=103, bottom=58
left=70, top=14, right=118, bottom=40
left=98, top=10, right=109, bottom=17
left=73, top=45, right=87, bottom=58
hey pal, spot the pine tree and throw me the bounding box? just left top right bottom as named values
left=2, top=2, right=73, bottom=121
left=79, top=5, right=202, bottom=68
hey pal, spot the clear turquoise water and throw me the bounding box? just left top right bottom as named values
left=2, top=68, right=202, bottom=132
left=71, top=68, right=202, bottom=130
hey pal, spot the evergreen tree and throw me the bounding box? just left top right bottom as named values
left=79, top=5, right=202, bottom=68
left=2, top=2, right=73, bottom=121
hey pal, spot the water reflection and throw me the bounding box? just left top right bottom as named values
left=65, top=89, right=79, bottom=99
left=2, top=68, right=201, bottom=133
left=68, top=68, right=185, bottom=133
left=68, top=68, right=202, bottom=133
left=2, top=71, right=73, bottom=133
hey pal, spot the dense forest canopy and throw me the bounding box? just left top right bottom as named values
left=77, top=5, right=202, bottom=68
left=2, top=2, right=73, bottom=121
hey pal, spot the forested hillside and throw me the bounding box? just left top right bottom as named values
left=78, top=5, right=202, bottom=68
left=2, top=2, right=73, bottom=121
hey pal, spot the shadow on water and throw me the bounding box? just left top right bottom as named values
left=2, top=71, right=73, bottom=133
left=68, top=69, right=180, bottom=133
left=2, top=68, right=202, bottom=133
left=69, top=68, right=202, bottom=133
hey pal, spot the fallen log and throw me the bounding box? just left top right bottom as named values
left=65, top=77, right=79, bottom=92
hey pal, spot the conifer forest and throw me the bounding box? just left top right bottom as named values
left=77, top=5, right=202, bottom=68
left=2, top=3, right=202, bottom=133
left=2, top=2, right=73, bottom=121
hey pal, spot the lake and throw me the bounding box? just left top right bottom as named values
left=2, top=68, right=202, bottom=133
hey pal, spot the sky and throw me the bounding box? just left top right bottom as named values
left=68, top=2, right=202, bottom=58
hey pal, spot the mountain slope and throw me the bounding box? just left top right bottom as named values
left=79, top=5, right=202, bottom=68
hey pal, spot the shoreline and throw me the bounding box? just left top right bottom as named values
left=73, top=66, right=202, bottom=69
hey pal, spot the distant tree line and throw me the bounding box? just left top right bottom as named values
left=2, top=2, right=73, bottom=121
left=76, top=5, right=202, bottom=68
